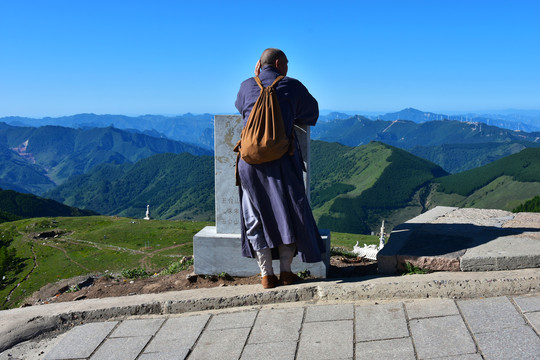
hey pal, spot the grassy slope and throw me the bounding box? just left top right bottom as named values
left=428, top=148, right=540, bottom=211
left=0, top=216, right=210, bottom=309
left=0, top=214, right=375, bottom=310
left=429, top=177, right=540, bottom=211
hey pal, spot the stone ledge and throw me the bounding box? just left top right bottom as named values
left=2, top=268, right=539, bottom=352
left=377, top=207, right=540, bottom=274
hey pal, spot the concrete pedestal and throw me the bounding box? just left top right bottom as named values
left=193, top=115, right=330, bottom=278
left=194, top=226, right=331, bottom=277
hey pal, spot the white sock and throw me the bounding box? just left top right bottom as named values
left=255, top=248, right=274, bottom=277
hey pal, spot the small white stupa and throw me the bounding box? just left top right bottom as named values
left=144, top=205, right=151, bottom=220
left=353, top=220, right=387, bottom=260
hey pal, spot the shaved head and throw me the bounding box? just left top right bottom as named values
left=259, top=48, right=288, bottom=76
left=260, top=48, right=287, bottom=67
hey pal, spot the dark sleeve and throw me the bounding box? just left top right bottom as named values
left=293, top=80, right=319, bottom=126
left=235, top=84, right=244, bottom=115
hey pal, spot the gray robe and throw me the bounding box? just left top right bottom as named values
left=235, top=66, right=324, bottom=262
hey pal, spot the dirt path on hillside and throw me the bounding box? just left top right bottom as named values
left=139, top=244, right=187, bottom=269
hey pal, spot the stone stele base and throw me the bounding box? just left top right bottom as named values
left=194, top=226, right=331, bottom=278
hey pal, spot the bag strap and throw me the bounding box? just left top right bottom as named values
left=254, top=75, right=284, bottom=90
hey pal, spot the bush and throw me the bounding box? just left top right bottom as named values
left=513, top=195, right=540, bottom=213
left=121, top=267, right=150, bottom=279
left=159, top=257, right=194, bottom=276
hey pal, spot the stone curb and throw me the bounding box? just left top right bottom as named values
left=1, top=268, right=539, bottom=352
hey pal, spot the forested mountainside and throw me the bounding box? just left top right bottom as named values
left=45, top=153, right=215, bottom=221
left=310, top=141, right=448, bottom=233
left=0, top=123, right=211, bottom=195
left=513, top=195, right=540, bottom=213
left=0, top=188, right=96, bottom=223
left=4, top=112, right=539, bottom=177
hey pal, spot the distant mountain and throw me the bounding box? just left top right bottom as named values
left=1, top=113, right=215, bottom=149
left=317, top=112, right=353, bottom=122
left=311, top=115, right=540, bottom=172
left=312, top=116, right=540, bottom=149
left=0, top=124, right=212, bottom=195
left=0, top=188, right=96, bottom=223
left=409, top=141, right=540, bottom=174
left=45, top=152, right=215, bottom=221
left=376, top=108, right=445, bottom=122
left=370, top=108, right=540, bottom=132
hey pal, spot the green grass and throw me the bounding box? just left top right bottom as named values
left=0, top=216, right=211, bottom=309
left=331, top=232, right=379, bottom=250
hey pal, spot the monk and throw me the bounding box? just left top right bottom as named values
left=235, top=48, right=324, bottom=289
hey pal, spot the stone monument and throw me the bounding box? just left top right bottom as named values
left=193, top=115, right=330, bottom=277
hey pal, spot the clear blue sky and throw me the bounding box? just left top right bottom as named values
left=1, top=0, right=539, bottom=117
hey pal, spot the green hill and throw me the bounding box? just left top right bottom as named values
left=45, top=152, right=215, bottom=221
left=310, top=141, right=448, bottom=234
left=0, top=188, right=96, bottom=222
left=0, top=124, right=212, bottom=195
left=428, top=148, right=540, bottom=210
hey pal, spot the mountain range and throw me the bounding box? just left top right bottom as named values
left=38, top=141, right=540, bottom=234
left=311, top=115, right=540, bottom=173
left=1, top=113, right=215, bottom=149
left=320, top=108, right=540, bottom=132
left=1, top=110, right=539, bottom=234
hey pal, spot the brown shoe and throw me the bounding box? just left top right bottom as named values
left=261, top=275, right=279, bottom=289
left=279, top=272, right=302, bottom=286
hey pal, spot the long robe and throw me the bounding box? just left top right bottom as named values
left=235, top=66, right=324, bottom=263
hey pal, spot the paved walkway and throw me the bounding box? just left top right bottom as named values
left=3, top=293, right=538, bottom=360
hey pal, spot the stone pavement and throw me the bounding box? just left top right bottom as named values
left=4, top=293, right=538, bottom=360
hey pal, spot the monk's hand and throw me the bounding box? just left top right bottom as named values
left=254, top=60, right=261, bottom=76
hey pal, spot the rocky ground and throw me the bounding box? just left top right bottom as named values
left=24, top=256, right=377, bottom=306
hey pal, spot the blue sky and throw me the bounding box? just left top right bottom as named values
left=1, top=0, right=539, bottom=117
